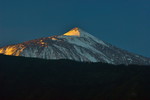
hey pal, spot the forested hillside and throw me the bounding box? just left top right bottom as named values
left=0, top=55, right=150, bottom=100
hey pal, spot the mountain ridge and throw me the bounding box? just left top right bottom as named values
left=0, top=27, right=150, bottom=65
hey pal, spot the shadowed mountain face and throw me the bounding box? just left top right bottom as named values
left=0, top=55, right=150, bottom=100
left=0, top=27, right=150, bottom=65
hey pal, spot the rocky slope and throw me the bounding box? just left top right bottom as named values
left=0, top=27, right=150, bottom=65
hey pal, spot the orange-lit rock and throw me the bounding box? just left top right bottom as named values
left=51, top=37, right=58, bottom=40
left=63, top=27, right=80, bottom=36
left=39, top=40, right=45, bottom=45
left=0, top=44, right=25, bottom=56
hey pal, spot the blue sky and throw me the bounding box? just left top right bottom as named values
left=0, top=0, right=150, bottom=57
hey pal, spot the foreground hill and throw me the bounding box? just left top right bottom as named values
left=0, top=55, right=150, bottom=100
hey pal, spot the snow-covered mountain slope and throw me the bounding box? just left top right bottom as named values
left=0, top=27, right=150, bottom=65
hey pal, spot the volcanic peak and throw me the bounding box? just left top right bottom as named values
left=63, top=27, right=81, bottom=37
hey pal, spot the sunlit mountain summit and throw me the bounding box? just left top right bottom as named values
left=0, top=27, right=150, bottom=65
left=63, top=27, right=80, bottom=36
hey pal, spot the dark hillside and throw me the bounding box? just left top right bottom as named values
left=0, top=55, right=150, bottom=100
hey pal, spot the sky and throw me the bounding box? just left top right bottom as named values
left=0, top=0, right=150, bottom=57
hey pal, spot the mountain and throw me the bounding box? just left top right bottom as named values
left=0, top=27, right=150, bottom=65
